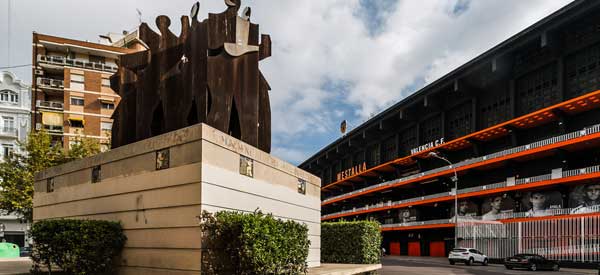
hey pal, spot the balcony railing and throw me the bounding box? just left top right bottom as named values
left=381, top=218, right=453, bottom=228
left=37, top=55, right=118, bottom=73
left=36, top=100, right=64, bottom=111
left=380, top=206, right=600, bottom=230
left=323, top=123, right=600, bottom=204
left=36, top=77, right=64, bottom=90
left=0, top=128, right=17, bottom=138
left=43, top=125, right=63, bottom=133
left=322, top=163, right=600, bottom=219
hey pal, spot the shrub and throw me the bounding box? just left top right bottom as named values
left=199, top=210, right=310, bottom=275
left=30, top=219, right=127, bottom=275
left=321, top=220, right=381, bottom=264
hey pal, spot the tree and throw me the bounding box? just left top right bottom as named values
left=68, top=135, right=101, bottom=160
left=0, top=131, right=100, bottom=222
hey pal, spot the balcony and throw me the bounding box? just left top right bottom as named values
left=323, top=123, right=600, bottom=205
left=381, top=219, right=454, bottom=230
left=36, top=100, right=64, bottom=111
left=0, top=128, right=18, bottom=138
left=379, top=205, right=600, bottom=232
left=322, top=163, right=600, bottom=220
left=36, top=77, right=64, bottom=90
left=321, top=90, right=600, bottom=192
left=37, top=55, right=118, bottom=73
left=42, top=125, right=63, bottom=133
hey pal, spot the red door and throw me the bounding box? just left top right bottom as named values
left=389, top=242, right=400, bottom=255
left=429, top=241, right=446, bottom=257
left=408, top=241, right=421, bottom=256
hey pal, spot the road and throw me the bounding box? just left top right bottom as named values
left=380, top=256, right=598, bottom=275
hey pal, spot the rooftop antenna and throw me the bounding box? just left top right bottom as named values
left=136, top=8, right=143, bottom=24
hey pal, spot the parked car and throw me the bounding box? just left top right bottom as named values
left=504, top=254, right=559, bottom=271
left=448, top=248, right=488, bottom=266
left=19, top=246, right=31, bottom=257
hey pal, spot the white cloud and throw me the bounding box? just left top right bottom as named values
left=271, top=146, right=310, bottom=165
left=0, top=0, right=575, bottom=163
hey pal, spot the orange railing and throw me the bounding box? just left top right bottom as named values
left=322, top=90, right=600, bottom=193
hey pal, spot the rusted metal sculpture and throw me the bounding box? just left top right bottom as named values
left=110, top=0, right=272, bottom=152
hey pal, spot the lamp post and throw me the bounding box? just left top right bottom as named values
left=428, top=151, right=458, bottom=248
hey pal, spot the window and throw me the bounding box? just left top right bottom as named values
left=70, top=97, right=84, bottom=106
left=367, top=144, right=380, bottom=167
left=516, top=63, right=559, bottom=116
left=0, top=90, right=18, bottom=103
left=70, top=74, right=85, bottom=91
left=2, top=144, right=14, bottom=157
left=446, top=102, right=473, bottom=140
left=565, top=43, right=600, bottom=98
left=421, top=114, right=442, bottom=144
left=101, top=122, right=112, bottom=131
left=101, top=78, right=111, bottom=87
left=2, top=117, right=14, bottom=132
left=89, top=55, right=106, bottom=64
left=70, top=74, right=84, bottom=83
left=101, top=102, right=115, bottom=109
left=382, top=136, right=397, bottom=162
left=68, top=118, right=84, bottom=128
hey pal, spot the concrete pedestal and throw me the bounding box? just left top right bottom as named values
left=33, top=123, right=321, bottom=274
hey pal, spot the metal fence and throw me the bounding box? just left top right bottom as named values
left=458, top=215, right=600, bottom=262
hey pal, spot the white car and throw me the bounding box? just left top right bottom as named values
left=448, top=248, right=488, bottom=266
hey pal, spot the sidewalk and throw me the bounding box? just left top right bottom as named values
left=0, top=257, right=30, bottom=275
left=385, top=256, right=599, bottom=274
left=308, top=263, right=382, bottom=275
left=0, top=258, right=381, bottom=275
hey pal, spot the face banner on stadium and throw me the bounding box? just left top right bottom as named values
left=569, top=182, right=600, bottom=214
left=450, top=199, right=479, bottom=218
left=399, top=208, right=419, bottom=224
left=520, top=190, right=564, bottom=217
left=481, top=194, right=515, bottom=221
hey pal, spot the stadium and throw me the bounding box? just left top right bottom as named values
left=300, top=0, right=600, bottom=265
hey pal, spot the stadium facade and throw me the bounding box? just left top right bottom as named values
left=300, top=0, right=600, bottom=264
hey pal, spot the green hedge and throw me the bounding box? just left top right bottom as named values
left=30, top=219, right=127, bottom=275
left=199, top=210, right=310, bottom=275
left=321, top=220, right=381, bottom=264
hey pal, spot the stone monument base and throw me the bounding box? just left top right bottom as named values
left=34, top=123, right=321, bottom=274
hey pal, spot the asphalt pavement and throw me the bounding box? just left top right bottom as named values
left=381, top=256, right=599, bottom=275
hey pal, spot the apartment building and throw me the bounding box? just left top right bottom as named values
left=301, top=0, right=600, bottom=264
left=32, top=33, right=136, bottom=151
left=0, top=71, right=30, bottom=158
left=0, top=71, right=32, bottom=248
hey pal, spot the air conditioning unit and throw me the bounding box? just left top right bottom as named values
left=34, top=69, right=44, bottom=76
left=35, top=123, right=42, bottom=131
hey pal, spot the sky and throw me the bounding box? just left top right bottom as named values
left=0, top=0, right=574, bottom=165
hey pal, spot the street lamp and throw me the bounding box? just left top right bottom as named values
left=428, top=151, right=459, bottom=248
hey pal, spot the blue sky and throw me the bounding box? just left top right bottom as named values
left=0, top=0, right=573, bottom=165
